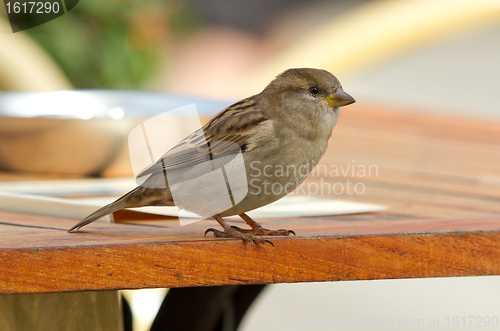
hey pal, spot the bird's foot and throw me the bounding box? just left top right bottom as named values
left=230, top=225, right=296, bottom=237
left=204, top=227, right=274, bottom=246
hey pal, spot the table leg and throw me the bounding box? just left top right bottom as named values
left=150, top=285, right=266, bottom=331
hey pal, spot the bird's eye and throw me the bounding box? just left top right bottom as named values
left=309, top=86, right=319, bottom=95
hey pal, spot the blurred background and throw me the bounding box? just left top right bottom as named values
left=1, top=0, right=499, bottom=330
left=1, top=0, right=500, bottom=119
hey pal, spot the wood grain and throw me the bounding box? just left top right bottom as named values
left=1, top=105, right=499, bottom=295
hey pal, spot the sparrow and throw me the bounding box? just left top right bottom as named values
left=69, top=68, right=356, bottom=245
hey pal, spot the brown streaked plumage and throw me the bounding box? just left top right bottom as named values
left=69, top=68, right=356, bottom=245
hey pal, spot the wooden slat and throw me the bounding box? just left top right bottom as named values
left=1, top=221, right=500, bottom=294
left=0, top=105, right=499, bottom=294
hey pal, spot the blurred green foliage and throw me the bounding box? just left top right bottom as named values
left=26, top=0, right=202, bottom=89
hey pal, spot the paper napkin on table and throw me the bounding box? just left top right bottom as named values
left=0, top=178, right=389, bottom=223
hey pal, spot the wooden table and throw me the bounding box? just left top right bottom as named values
left=1, top=104, right=500, bottom=296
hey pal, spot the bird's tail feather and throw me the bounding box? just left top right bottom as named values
left=68, top=187, right=141, bottom=232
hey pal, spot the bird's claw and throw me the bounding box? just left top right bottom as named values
left=272, top=228, right=296, bottom=236
left=229, top=225, right=296, bottom=237
left=204, top=228, right=218, bottom=236
left=263, top=238, right=274, bottom=247
left=205, top=227, right=273, bottom=246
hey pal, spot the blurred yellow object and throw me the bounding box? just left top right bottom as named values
left=0, top=16, right=72, bottom=91
left=248, top=0, right=500, bottom=91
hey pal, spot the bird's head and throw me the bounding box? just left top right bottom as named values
left=263, top=68, right=355, bottom=114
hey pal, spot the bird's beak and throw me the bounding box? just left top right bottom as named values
left=325, top=88, right=356, bottom=107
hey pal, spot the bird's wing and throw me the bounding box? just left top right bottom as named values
left=137, top=97, right=266, bottom=178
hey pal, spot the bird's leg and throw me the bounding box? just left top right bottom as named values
left=205, top=215, right=274, bottom=246
left=231, top=213, right=296, bottom=236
